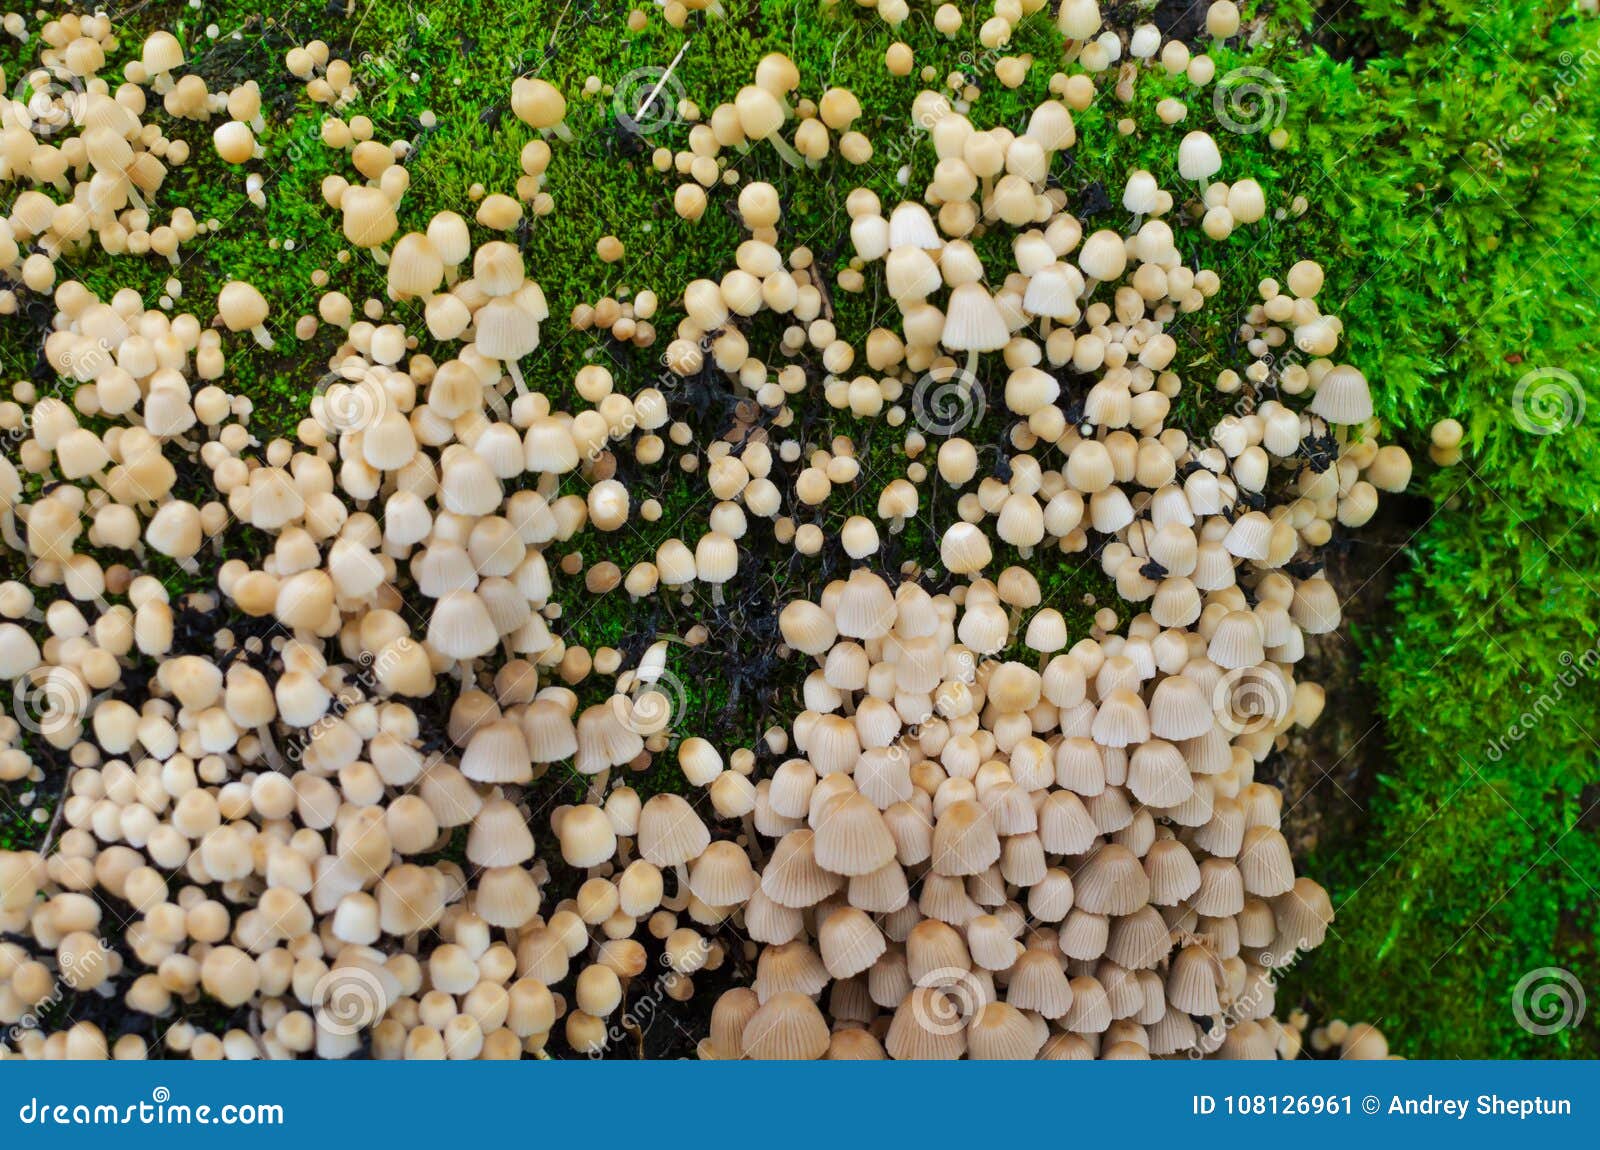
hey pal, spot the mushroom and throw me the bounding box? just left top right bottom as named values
left=217, top=281, right=273, bottom=349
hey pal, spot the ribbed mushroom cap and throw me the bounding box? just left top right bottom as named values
left=826, top=1028, right=888, bottom=1060
left=687, top=840, right=759, bottom=906
left=1147, top=673, right=1213, bottom=739
left=1238, top=825, right=1295, bottom=896
left=754, top=941, right=830, bottom=1002
left=1309, top=364, right=1374, bottom=424
left=1166, top=945, right=1223, bottom=1015
left=760, top=829, right=842, bottom=908
left=812, top=792, right=897, bottom=876
left=574, top=702, right=644, bottom=775
left=744, top=887, right=805, bottom=945
left=1105, top=905, right=1173, bottom=970
left=474, top=866, right=542, bottom=928
left=966, top=1001, right=1045, bottom=1060
left=741, top=992, right=830, bottom=1060
left=885, top=987, right=968, bottom=1060
left=1006, top=947, right=1074, bottom=1019
left=460, top=718, right=533, bottom=784
left=834, top=569, right=896, bottom=639
left=1061, top=974, right=1112, bottom=1034
left=467, top=799, right=535, bottom=868
left=1037, top=789, right=1098, bottom=855
left=930, top=799, right=1000, bottom=877
left=887, top=201, right=942, bottom=250
left=818, top=906, right=887, bottom=979
left=1178, top=130, right=1222, bottom=180
left=1208, top=610, right=1266, bottom=669
left=1128, top=739, right=1193, bottom=808
left=708, top=988, right=761, bottom=1059
left=521, top=698, right=578, bottom=763
left=942, top=284, right=1010, bottom=352
left=1074, top=844, right=1151, bottom=916
left=779, top=599, right=836, bottom=655
left=1270, top=876, right=1334, bottom=948
left=1090, top=687, right=1150, bottom=748
left=426, top=590, right=498, bottom=660
left=636, top=794, right=710, bottom=867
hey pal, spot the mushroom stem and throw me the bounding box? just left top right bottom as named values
left=711, top=583, right=725, bottom=606
left=964, top=346, right=979, bottom=383
left=250, top=324, right=275, bottom=350
left=176, top=555, right=200, bottom=575
left=370, top=246, right=390, bottom=267
left=1130, top=211, right=1145, bottom=231
left=1081, top=277, right=1099, bottom=301
left=662, top=863, right=691, bottom=911
left=549, top=123, right=575, bottom=143
left=1040, top=316, right=1052, bottom=338
left=443, top=266, right=460, bottom=286
left=506, top=359, right=529, bottom=396
left=890, top=514, right=906, bottom=535
left=254, top=725, right=286, bottom=771
left=251, top=114, right=266, bottom=135
left=768, top=133, right=805, bottom=168
left=707, top=0, right=726, bottom=15
left=741, top=815, right=764, bottom=864
left=165, top=252, right=180, bottom=269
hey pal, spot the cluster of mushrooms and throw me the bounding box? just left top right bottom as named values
left=0, top=2, right=1413, bottom=1059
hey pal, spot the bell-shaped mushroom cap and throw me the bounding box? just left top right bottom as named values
left=706, top=988, right=761, bottom=1059
left=1128, top=739, right=1193, bottom=808
left=1309, top=363, right=1374, bottom=424
left=741, top=992, right=830, bottom=1060
left=426, top=590, right=498, bottom=660
left=460, top=718, right=533, bottom=784
left=340, top=185, right=399, bottom=248
left=636, top=793, right=710, bottom=867
left=557, top=804, right=618, bottom=869
left=1147, top=673, right=1214, bottom=739
left=834, top=568, right=896, bottom=639
left=1022, top=262, right=1084, bottom=320
left=817, top=906, right=887, bottom=979
left=887, top=201, right=942, bottom=250
left=1207, top=610, right=1265, bottom=669
left=1166, top=944, right=1223, bottom=1015
left=1090, top=687, right=1150, bottom=748
left=941, top=283, right=1010, bottom=352
left=467, top=798, right=536, bottom=868
left=1078, top=229, right=1128, bottom=282
left=779, top=599, right=836, bottom=655
left=1026, top=99, right=1076, bottom=151
left=475, top=866, right=543, bottom=928
left=1238, top=825, right=1296, bottom=896
left=1074, top=844, right=1151, bottom=915
left=1178, top=130, right=1222, bottom=181
left=759, top=829, right=842, bottom=908
left=931, top=799, right=1000, bottom=877
left=885, top=987, right=968, bottom=1060
left=574, top=702, right=644, bottom=775
left=687, top=840, right=759, bottom=906
left=812, top=792, right=897, bottom=877
left=965, top=1001, right=1045, bottom=1059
